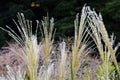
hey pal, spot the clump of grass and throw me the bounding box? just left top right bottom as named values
left=0, top=5, right=120, bottom=80
left=0, top=13, right=40, bottom=80
left=71, top=8, right=93, bottom=79
left=85, top=6, right=120, bottom=79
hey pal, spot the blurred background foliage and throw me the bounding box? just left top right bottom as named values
left=0, top=0, right=120, bottom=47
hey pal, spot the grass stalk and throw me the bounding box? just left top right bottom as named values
left=41, top=17, right=55, bottom=65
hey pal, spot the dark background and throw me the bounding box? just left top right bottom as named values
left=0, top=0, right=120, bottom=47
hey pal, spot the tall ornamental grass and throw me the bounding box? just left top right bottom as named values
left=0, top=6, right=120, bottom=80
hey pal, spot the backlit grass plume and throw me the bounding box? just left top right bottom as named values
left=41, top=16, right=55, bottom=65
left=85, top=6, right=120, bottom=79
left=0, top=13, right=40, bottom=80
left=71, top=6, right=93, bottom=79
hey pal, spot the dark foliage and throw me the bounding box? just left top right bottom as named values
left=0, top=0, right=120, bottom=47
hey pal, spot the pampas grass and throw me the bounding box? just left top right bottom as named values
left=0, top=5, right=120, bottom=80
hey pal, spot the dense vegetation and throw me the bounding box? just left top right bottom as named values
left=0, top=0, right=120, bottom=47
